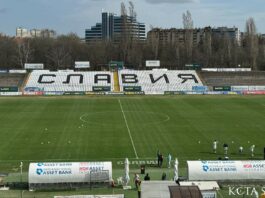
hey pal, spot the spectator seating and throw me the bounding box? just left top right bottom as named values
left=119, top=70, right=203, bottom=94
left=25, top=71, right=114, bottom=92
left=0, top=73, right=26, bottom=88
left=199, top=71, right=265, bottom=86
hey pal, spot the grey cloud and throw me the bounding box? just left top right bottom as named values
left=145, top=0, right=198, bottom=4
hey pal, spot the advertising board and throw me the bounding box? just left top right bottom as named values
left=213, top=86, right=231, bottom=91
left=25, top=63, right=44, bottom=70
left=92, top=86, right=111, bottom=92
left=63, top=92, right=85, bottom=95
left=0, top=70, right=8, bottom=73
left=44, top=92, right=64, bottom=96
left=0, top=92, right=22, bottom=96
left=123, top=86, right=142, bottom=92
left=243, top=91, right=265, bottom=95
left=9, top=70, right=27, bottom=74
left=192, top=86, right=208, bottom=92
left=0, top=87, right=18, bottom=92
left=29, top=162, right=112, bottom=184
left=146, top=60, right=160, bottom=67
left=23, top=91, right=44, bottom=96
left=124, top=91, right=145, bottom=95
left=188, top=161, right=265, bottom=181
left=75, top=61, right=90, bottom=69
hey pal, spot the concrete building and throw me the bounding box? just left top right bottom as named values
left=16, top=27, right=31, bottom=38
left=212, top=26, right=241, bottom=45
left=147, top=26, right=241, bottom=46
left=85, top=12, right=145, bottom=43
left=16, top=27, right=56, bottom=38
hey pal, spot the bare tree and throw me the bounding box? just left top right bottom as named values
left=17, top=39, right=33, bottom=68
left=182, top=10, right=194, bottom=63
left=182, top=10, right=193, bottom=29
left=121, top=2, right=127, bottom=16
left=245, top=17, right=259, bottom=70
left=46, top=45, right=70, bottom=69
left=203, top=27, right=212, bottom=67
left=129, top=1, right=137, bottom=19
left=0, top=35, right=18, bottom=68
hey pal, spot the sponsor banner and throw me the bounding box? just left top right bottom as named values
left=222, top=91, right=240, bottom=95
left=232, top=86, right=265, bottom=91
left=231, top=86, right=249, bottom=91
left=0, top=92, right=22, bottom=96
left=25, top=63, right=44, bottom=70
left=213, top=86, right=231, bottom=91
left=185, top=64, right=202, bottom=69
left=227, top=91, right=240, bottom=95
left=24, top=87, right=43, bottom=92
left=124, top=91, right=145, bottom=95
left=23, top=91, right=44, bottom=96
left=243, top=91, right=265, bottom=95
left=117, top=159, right=157, bottom=166
left=63, top=92, right=85, bottom=96
left=105, top=92, right=125, bottom=96
left=192, top=86, right=208, bottom=92
left=85, top=92, right=105, bottom=95
left=0, top=87, right=18, bottom=92
left=204, top=91, right=223, bottom=95
left=0, top=70, right=8, bottom=73
left=188, top=160, right=265, bottom=181
left=29, top=162, right=112, bottom=184
left=185, top=91, right=204, bottom=95
left=248, top=86, right=265, bottom=91
left=164, top=91, right=184, bottom=95
left=92, top=86, right=111, bottom=92
left=9, top=69, right=27, bottom=74
left=75, top=61, right=90, bottom=69
left=123, top=86, right=142, bottom=92
left=202, top=68, right=252, bottom=72
left=44, top=91, right=64, bottom=96
left=146, top=60, right=160, bottom=67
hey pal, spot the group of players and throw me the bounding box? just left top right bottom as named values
left=212, top=140, right=256, bottom=157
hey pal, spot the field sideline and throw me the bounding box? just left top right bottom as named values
left=0, top=95, right=265, bottom=173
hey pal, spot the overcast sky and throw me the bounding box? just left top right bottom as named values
left=1, top=0, right=265, bottom=37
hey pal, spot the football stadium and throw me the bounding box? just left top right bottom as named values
left=0, top=67, right=265, bottom=198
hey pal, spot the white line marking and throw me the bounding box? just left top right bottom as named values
left=80, top=111, right=170, bottom=126
left=118, top=99, right=139, bottom=159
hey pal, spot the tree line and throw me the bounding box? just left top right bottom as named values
left=0, top=12, right=264, bottom=71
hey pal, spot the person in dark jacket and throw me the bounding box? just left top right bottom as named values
left=144, top=173, right=150, bottom=181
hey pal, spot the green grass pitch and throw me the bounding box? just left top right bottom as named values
left=0, top=95, right=265, bottom=173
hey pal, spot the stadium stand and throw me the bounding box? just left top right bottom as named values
left=0, top=73, right=26, bottom=89
left=199, top=71, right=265, bottom=86
left=25, top=70, right=114, bottom=92
left=119, top=70, right=203, bottom=94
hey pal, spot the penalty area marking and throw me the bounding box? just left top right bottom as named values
left=118, top=99, right=139, bottom=159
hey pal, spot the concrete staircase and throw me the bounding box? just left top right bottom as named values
left=113, top=71, right=120, bottom=92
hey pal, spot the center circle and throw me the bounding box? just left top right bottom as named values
left=80, top=111, right=170, bottom=125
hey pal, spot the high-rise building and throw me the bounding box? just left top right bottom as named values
left=16, top=27, right=56, bottom=38
left=85, top=12, right=146, bottom=43
left=212, top=27, right=241, bottom=45
left=16, top=27, right=31, bottom=38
